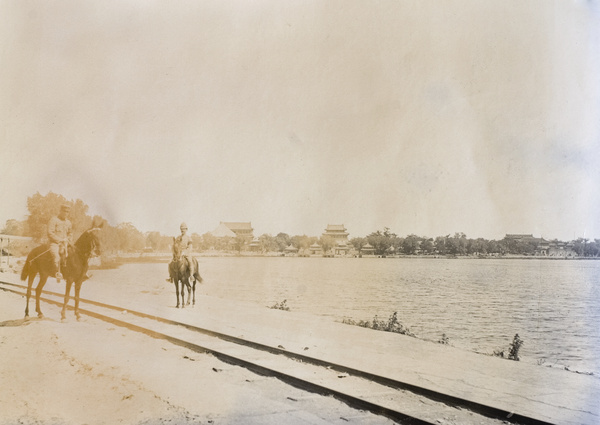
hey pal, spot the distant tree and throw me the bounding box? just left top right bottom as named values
left=434, top=236, right=449, bottom=255
left=350, top=237, right=366, bottom=253
left=26, top=192, right=92, bottom=242
left=200, top=232, right=217, bottom=250
left=420, top=238, right=434, bottom=254
left=468, top=238, right=488, bottom=255
left=367, top=227, right=396, bottom=256
left=117, top=222, right=145, bottom=252
left=233, top=235, right=247, bottom=253
left=145, top=231, right=171, bottom=252
left=259, top=234, right=278, bottom=252
left=274, top=232, right=291, bottom=252
left=1, top=219, right=26, bottom=236
left=319, top=235, right=335, bottom=255
left=402, top=234, right=420, bottom=255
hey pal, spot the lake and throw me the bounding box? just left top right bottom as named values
left=91, top=257, right=600, bottom=375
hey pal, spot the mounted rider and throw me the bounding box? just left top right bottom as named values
left=168, top=222, right=197, bottom=281
left=48, top=203, right=72, bottom=282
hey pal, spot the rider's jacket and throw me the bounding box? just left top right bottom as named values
left=48, top=216, right=72, bottom=245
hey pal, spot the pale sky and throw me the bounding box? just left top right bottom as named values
left=1, top=0, right=599, bottom=240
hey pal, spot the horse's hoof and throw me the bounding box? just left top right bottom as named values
left=37, top=313, right=44, bottom=319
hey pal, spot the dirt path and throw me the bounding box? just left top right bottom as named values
left=0, top=289, right=393, bottom=425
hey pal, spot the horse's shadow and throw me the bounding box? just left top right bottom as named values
left=0, top=317, right=55, bottom=327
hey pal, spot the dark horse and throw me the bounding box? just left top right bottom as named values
left=21, top=221, right=103, bottom=320
left=168, top=238, right=202, bottom=308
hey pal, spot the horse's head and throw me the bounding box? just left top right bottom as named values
left=172, top=237, right=182, bottom=261
left=75, top=219, right=104, bottom=257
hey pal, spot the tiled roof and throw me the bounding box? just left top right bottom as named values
left=223, top=222, right=253, bottom=231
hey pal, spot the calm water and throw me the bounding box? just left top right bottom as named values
left=91, top=257, right=600, bottom=375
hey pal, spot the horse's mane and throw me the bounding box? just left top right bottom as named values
left=72, top=228, right=99, bottom=257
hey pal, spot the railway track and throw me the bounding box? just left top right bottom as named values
left=0, top=279, right=553, bottom=425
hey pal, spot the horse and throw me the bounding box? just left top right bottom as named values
left=21, top=221, right=103, bottom=320
left=167, top=238, right=202, bottom=308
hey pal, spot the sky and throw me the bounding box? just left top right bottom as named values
left=1, top=0, right=599, bottom=241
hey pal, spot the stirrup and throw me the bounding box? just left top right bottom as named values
left=55, top=272, right=63, bottom=283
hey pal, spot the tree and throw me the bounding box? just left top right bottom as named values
left=117, top=222, right=145, bottom=252
left=233, top=235, right=247, bottom=253
left=259, top=234, right=278, bottom=253
left=26, top=192, right=92, bottom=242
left=402, top=234, right=420, bottom=255
left=1, top=219, right=25, bottom=236
left=319, top=235, right=335, bottom=255
left=349, top=237, right=366, bottom=253
left=274, top=233, right=291, bottom=252
left=420, top=238, right=434, bottom=254
left=367, top=227, right=396, bottom=256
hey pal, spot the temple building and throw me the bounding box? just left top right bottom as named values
left=211, top=222, right=254, bottom=240
left=323, top=224, right=350, bottom=256
left=361, top=242, right=375, bottom=256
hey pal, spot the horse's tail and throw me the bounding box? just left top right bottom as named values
left=192, top=258, right=203, bottom=283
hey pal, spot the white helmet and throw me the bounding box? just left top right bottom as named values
left=180, top=222, right=188, bottom=230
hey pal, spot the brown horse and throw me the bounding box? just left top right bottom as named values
left=168, top=238, right=202, bottom=308
left=21, top=222, right=103, bottom=319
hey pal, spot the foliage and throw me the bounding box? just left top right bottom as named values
left=493, top=333, right=524, bottom=361
left=274, top=233, right=291, bottom=252
left=26, top=192, right=92, bottom=242
left=349, top=237, right=366, bottom=252
left=508, top=333, right=524, bottom=361
left=1, top=219, right=26, bottom=236
left=269, top=299, right=290, bottom=311
left=319, top=235, right=335, bottom=255
left=343, top=312, right=415, bottom=337
left=366, top=227, right=398, bottom=256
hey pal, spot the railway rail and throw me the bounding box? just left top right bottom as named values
left=0, top=279, right=553, bottom=425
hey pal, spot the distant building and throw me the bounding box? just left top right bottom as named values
left=211, top=222, right=254, bottom=240
left=361, top=242, right=375, bottom=256
left=504, top=234, right=576, bottom=257
left=323, top=224, right=349, bottom=243
left=322, top=224, right=350, bottom=256
left=309, top=242, right=323, bottom=256
left=248, top=237, right=261, bottom=252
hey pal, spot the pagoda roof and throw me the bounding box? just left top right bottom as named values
left=325, top=224, right=347, bottom=231
left=211, top=223, right=237, bottom=237
left=223, top=222, right=253, bottom=231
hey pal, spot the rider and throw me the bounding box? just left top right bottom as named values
left=167, top=223, right=196, bottom=281
left=48, top=203, right=72, bottom=282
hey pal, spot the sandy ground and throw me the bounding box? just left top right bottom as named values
left=0, top=286, right=394, bottom=425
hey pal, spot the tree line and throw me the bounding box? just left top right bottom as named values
left=2, top=192, right=599, bottom=257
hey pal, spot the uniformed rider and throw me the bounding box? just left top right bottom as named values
left=167, top=223, right=196, bottom=282
left=48, top=203, right=72, bottom=282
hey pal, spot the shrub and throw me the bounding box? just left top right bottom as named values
left=508, top=333, right=523, bottom=361
left=343, top=312, right=415, bottom=337
left=493, top=333, right=523, bottom=361
left=269, top=299, right=290, bottom=311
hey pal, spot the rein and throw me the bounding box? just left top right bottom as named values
left=26, top=248, right=51, bottom=264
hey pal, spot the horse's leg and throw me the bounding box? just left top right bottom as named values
left=180, top=279, right=187, bottom=308
left=62, top=280, right=73, bottom=320
left=175, top=280, right=180, bottom=308
left=191, top=278, right=196, bottom=306
left=185, top=277, right=191, bottom=306
left=35, top=275, right=48, bottom=318
left=25, top=274, right=35, bottom=318
left=74, top=281, right=82, bottom=320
